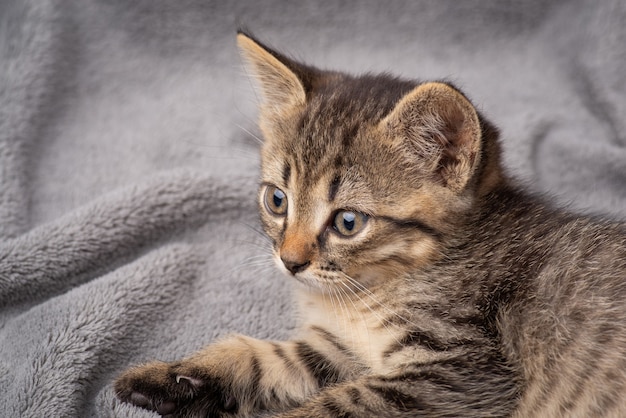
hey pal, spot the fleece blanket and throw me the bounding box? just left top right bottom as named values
left=1, top=0, right=624, bottom=416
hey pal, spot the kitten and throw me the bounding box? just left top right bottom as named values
left=115, top=31, right=626, bottom=417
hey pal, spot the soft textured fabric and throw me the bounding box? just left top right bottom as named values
left=0, top=1, right=624, bottom=416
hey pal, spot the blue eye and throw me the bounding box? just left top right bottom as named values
left=333, top=210, right=367, bottom=237
left=264, top=185, right=287, bottom=216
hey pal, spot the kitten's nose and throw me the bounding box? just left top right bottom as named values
left=280, top=229, right=314, bottom=275
left=281, top=257, right=310, bottom=275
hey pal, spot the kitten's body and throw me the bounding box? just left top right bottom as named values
left=115, top=33, right=626, bottom=417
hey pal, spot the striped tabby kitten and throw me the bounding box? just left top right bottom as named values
left=115, top=32, right=626, bottom=417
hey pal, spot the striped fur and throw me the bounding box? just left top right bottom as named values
left=115, top=32, right=626, bottom=417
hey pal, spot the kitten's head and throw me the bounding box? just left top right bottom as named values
left=237, top=32, right=502, bottom=292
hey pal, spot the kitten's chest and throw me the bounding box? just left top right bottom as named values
left=298, top=289, right=410, bottom=373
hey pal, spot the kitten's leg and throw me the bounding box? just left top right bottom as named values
left=115, top=332, right=359, bottom=417
left=275, top=353, right=520, bottom=418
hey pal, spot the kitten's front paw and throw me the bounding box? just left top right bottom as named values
left=115, top=361, right=238, bottom=417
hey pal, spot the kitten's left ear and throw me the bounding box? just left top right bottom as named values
left=380, top=82, right=482, bottom=192
left=237, top=31, right=311, bottom=114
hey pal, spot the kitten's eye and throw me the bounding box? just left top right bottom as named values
left=332, top=210, right=368, bottom=237
left=264, top=185, right=288, bottom=216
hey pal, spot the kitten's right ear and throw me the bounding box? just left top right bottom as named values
left=237, top=31, right=308, bottom=113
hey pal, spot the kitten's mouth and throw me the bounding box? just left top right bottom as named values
left=290, top=270, right=337, bottom=291
left=273, top=254, right=357, bottom=293
left=273, top=258, right=338, bottom=291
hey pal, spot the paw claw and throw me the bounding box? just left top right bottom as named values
left=175, top=374, right=204, bottom=388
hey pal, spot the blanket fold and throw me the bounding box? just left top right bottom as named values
left=0, top=171, right=255, bottom=307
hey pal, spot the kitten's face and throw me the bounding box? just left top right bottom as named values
left=238, top=33, right=486, bottom=293
left=259, top=76, right=460, bottom=292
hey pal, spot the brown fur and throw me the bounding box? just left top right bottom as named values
left=115, top=31, right=626, bottom=417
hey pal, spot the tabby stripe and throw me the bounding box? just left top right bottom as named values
left=282, top=163, right=291, bottom=184
left=269, top=387, right=279, bottom=403
left=379, top=215, right=441, bottom=239
left=401, top=329, right=454, bottom=351
left=272, top=343, right=296, bottom=372
left=378, top=369, right=457, bottom=391
left=414, top=306, right=488, bottom=333
left=328, top=176, right=341, bottom=202
left=249, top=353, right=263, bottom=397
left=366, top=383, right=425, bottom=412
left=449, top=313, right=488, bottom=329
left=346, top=387, right=361, bottom=405
left=557, top=332, right=622, bottom=416
left=383, top=329, right=463, bottom=357
left=597, top=356, right=626, bottom=414
left=295, top=341, right=341, bottom=388
left=594, top=389, right=621, bottom=416
left=372, top=254, right=415, bottom=271
left=593, top=361, right=625, bottom=414
left=332, top=155, right=344, bottom=171
left=376, top=310, right=411, bottom=328
left=416, top=353, right=504, bottom=375
left=525, top=325, right=605, bottom=416
left=310, top=325, right=352, bottom=357
left=321, top=399, right=353, bottom=418
left=557, top=349, right=603, bottom=415
left=340, top=124, right=359, bottom=149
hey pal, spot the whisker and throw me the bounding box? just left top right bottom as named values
left=335, top=277, right=406, bottom=348
left=238, top=254, right=273, bottom=262
left=241, top=223, right=273, bottom=244
left=235, top=123, right=264, bottom=145
left=220, top=245, right=276, bottom=279
left=230, top=227, right=273, bottom=250
left=334, top=280, right=373, bottom=363
left=230, top=240, right=271, bottom=251
left=237, top=62, right=262, bottom=108
left=331, top=284, right=354, bottom=350
left=238, top=260, right=275, bottom=270
left=226, top=263, right=278, bottom=288
left=322, top=283, right=342, bottom=341
left=338, top=272, right=420, bottom=330
left=175, top=137, right=259, bottom=161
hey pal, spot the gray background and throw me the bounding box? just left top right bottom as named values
left=0, top=0, right=624, bottom=416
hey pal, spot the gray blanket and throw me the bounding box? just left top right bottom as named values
left=1, top=1, right=624, bottom=416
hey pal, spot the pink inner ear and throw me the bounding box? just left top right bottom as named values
left=436, top=101, right=468, bottom=146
